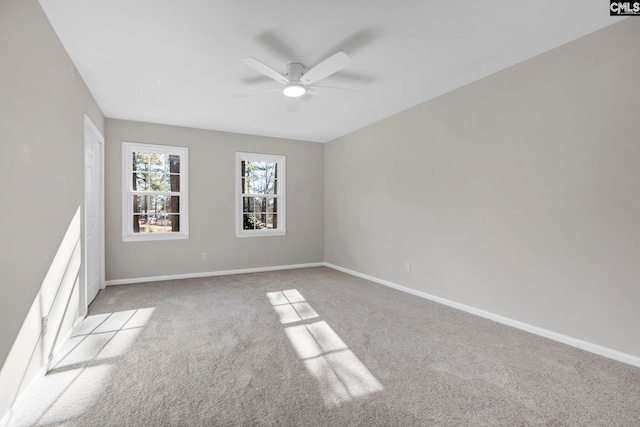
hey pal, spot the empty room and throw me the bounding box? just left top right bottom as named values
left=1, top=0, right=639, bottom=425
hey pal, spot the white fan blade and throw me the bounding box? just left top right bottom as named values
left=308, top=85, right=358, bottom=97
left=301, top=52, right=353, bottom=85
left=241, top=57, right=288, bottom=83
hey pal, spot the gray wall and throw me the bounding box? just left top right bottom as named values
left=1, top=4, right=637, bottom=422
left=0, top=0, right=104, bottom=421
left=325, top=19, right=640, bottom=358
left=105, top=119, right=324, bottom=281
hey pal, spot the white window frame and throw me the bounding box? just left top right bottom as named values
left=122, top=142, right=189, bottom=241
left=236, top=152, right=286, bottom=238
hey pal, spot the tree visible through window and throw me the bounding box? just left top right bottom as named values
left=236, top=153, right=286, bottom=237
left=123, top=142, right=189, bottom=241
left=132, top=152, right=180, bottom=233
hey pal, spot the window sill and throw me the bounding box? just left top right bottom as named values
left=236, top=230, right=286, bottom=238
left=122, top=233, right=189, bottom=242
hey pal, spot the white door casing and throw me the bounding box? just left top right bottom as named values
left=84, top=115, right=104, bottom=309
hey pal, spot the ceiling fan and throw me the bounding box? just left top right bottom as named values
left=240, top=52, right=356, bottom=101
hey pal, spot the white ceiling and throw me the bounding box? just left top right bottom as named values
left=39, top=0, right=623, bottom=143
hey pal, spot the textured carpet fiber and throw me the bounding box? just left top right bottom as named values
left=10, top=267, right=640, bottom=426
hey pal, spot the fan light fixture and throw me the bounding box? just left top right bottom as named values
left=283, top=84, right=306, bottom=98
left=241, top=52, right=354, bottom=107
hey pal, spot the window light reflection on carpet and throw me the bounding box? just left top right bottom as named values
left=267, top=289, right=383, bottom=407
left=17, top=307, right=156, bottom=426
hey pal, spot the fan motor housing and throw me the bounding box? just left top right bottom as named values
left=285, top=63, right=305, bottom=83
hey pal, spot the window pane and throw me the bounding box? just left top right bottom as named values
left=152, top=195, right=163, bottom=214
left=149, top=153, right=168, bottom=173
left=243, top=161, right=254, bottom=180
left=243, top=197, right=268, bottom=214
left=267, top=198, right=277, bottom=214
left=168, top=214, right=179, bottom=232
left=152, top=196, right=165, bottom=214
left=149, top=213, right=170, bottom=233
left=248, top=161, right=264, bottom=179
left=242, top=214, right=252, bottom=230
left=266, top=213, right=277, bottom=229
left=147, top=172, right=170, bottom=192
left=135, top=214, right=150, bottom=233
left=167, top=196, right=180, bottom=214
left=267, top=178, right=277, bottom=195
left=250, top=166, right=265, bottom=194
left=133, top=153, right=149, bottom=172
left=257, top=213, right=266, bottom=229
left=169, top=155, right=180, bottom=174
left=243, top=197, right=255, bottom=213
left=265, top=163, right=277, bottom=194
left=243, top=213, right=266, bottom=230
left=133, top=195, right=148, bottom=214
left=251, top=162, right=265, bottom=192
left=150, top=196, right=171, bottom=216
left=169, top=174, right=180, bottom=192
left=254, top=197, right=266, bottom=213
left=249, top=174, right=261, bottom=194
left=133, top=172, right=149, bottom=191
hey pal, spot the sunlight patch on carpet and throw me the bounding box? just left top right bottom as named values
left=267, top=290, right=319, bottom=324
left=268, top=290, right=383, bottom=407
left=53, top=308, right=156, bottom=369
left=34, top=364, right=112, bottom=426
left=13, top=308, right=158, bottom=426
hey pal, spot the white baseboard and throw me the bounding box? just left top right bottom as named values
left=105, top=262, right=325, bottom=286
left=0, top=314, right=83, bottom=427
left=45, top=317, right=79, bottom=371
left=324, top=262, right=640, bottom=368
left=3, top=261, right=635, bottom=427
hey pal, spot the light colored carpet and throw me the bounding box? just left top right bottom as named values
left=10, top=267, right=640, bottom=426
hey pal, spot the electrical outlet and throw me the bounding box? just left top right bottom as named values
left=405, top=262, right=411, bottom=273
left=202, top=252, right=208, bottom=261
left=42, top=316, right=48, bottom=336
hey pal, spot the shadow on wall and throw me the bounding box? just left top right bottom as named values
left=0, top=207, right=83, bottom=424
left=267, top=289, right=384, bottom=407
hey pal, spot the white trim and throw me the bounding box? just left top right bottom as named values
left=323, top=262, right=640, bottom=368
left=122, top=141, right=189, bottom=241
left=235, top=152, right=286, bottom=238
left=0, top=314, right=84, bottom=427
left=45, top=316, right=81, bottom=371
left=105, top=262, right=324, bottom=286
left=122, top=233, right=189, bottom=242
left=235, top=229, right=286, bottom=238
left=83, top=115, right=105, bottom=309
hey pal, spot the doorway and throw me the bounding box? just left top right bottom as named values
left=83, top=115, right=104, bottom=311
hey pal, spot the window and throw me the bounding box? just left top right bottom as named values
left=236, top=152, right=286, bottom=237
left=122, top=142, right=189, bottom=241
